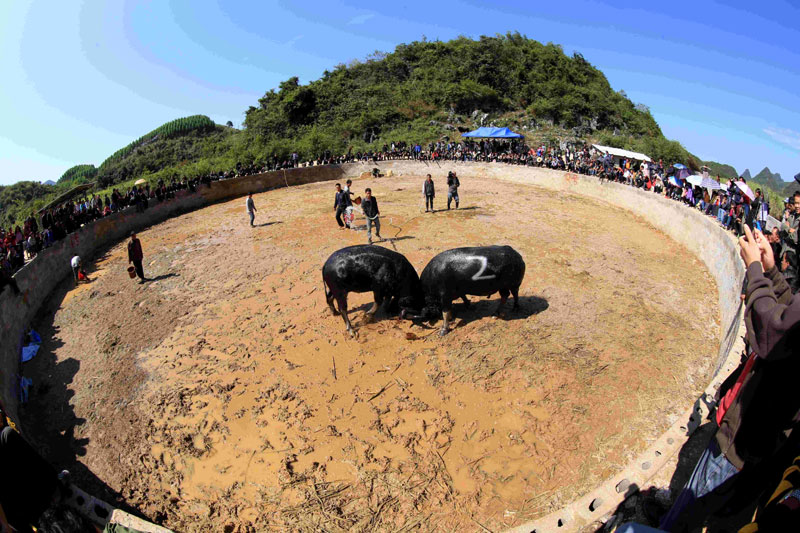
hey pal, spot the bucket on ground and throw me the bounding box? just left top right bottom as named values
left=127, top=266, right=136, bottom=279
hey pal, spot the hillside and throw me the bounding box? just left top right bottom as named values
left=243, top=33, right=690, bottom=164
left=702, top=161, right=738, bottom=181
left=0, top=116, right=234, bottom=225
left=2, top=34, right=776, bottom=225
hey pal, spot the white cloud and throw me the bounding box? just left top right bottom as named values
left=347, top=13, right=374, bottom=25
left=285, top=34, right=303, bottom=47
left=763, top=126, right=800, bottom=151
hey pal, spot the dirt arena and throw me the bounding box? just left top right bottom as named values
left=22, top=172, right=719, bottom=532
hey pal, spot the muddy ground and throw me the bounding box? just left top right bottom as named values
left=21, top=173, right=719, bottom=532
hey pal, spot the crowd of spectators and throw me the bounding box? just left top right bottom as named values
left=0, top=177, right=205, bottom=282
left=4, top=140, right=799, bottom=300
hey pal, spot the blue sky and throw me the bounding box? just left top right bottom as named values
left=1, top=0, right=798, bottom=186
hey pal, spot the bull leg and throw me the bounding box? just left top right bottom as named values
left=336, top=294, right=356, bottom=337
left=495, top=288, right=510, bottom=317
left=365, top=291, right=383, bottom=322
left=511, top=286, right=520, bottom=311
left=439, top=310, right=453, bottom=336
left=439, top=299, right=453, bottom=336
left=461, top=295, right=471, bottom=308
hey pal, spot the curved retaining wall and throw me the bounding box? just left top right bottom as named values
left=0, top=161, right=744, bottom=531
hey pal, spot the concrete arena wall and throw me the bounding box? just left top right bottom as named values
left=0, top=161, right=744, bottom=531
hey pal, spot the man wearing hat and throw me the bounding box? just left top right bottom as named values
left=127, top=231, right=146, bottom=283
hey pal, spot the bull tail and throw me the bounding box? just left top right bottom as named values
left=323, top=276, right=331, bottom=301
left=323, top=276, right=339, bottom=315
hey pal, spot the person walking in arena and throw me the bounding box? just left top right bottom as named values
left=246, top=193, right=257, bottom=227
left=127, top=231, right=146, bottom=283
left=334, top=183, right=352, bottom=229
left=361, top=188, right=382, bottom=244
left=447, top=171, right=460, bottom=210
left=423, top=174, right=435, bottom=212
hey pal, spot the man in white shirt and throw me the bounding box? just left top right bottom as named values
left=70, top=256, right=81, bottom=284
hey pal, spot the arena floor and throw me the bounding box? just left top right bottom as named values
left=23, top=172, right=719, bottom=532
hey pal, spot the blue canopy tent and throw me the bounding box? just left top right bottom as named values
left=461, top=127, right=524, bottom=139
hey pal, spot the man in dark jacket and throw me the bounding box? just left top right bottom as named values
left=333, top=183, right=351, bottom=229
left=361, top=188, right=381, bottom=244
left=446, top=171, right=460, bottom=210
left=423, top=174, right=435, bottom=212
left=128, top=231, right=146, bottom=283
left=661, top=224, right=800, bottom=531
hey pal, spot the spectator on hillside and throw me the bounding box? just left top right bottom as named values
left=781, top=250, right=799, bottom=294
left=781, top=193, right=800, bottom=255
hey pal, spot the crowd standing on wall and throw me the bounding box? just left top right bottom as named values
left=4, top=141, right=798, bottom=296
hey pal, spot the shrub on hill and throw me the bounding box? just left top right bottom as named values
left=58, top=164, right=98, bottom=184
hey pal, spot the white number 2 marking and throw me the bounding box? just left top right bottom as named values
left=466, top=256, right=496, bottom=281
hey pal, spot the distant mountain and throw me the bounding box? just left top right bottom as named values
left=741, top=169, right=752, bottom=180
left=750, top=166, right=787, bottom=194
left=42, top=180, right=56, bottom=186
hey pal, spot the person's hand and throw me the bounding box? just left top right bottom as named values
left=739, top=225, right=762, bottom=268
left=789, top=228, right=796, bottom=234
left=753, top=229, right=776, bottom=270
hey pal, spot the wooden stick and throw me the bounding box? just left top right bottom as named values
left=368, top=381, right=393, bottom=402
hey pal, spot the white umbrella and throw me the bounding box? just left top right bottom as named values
left=734, top=180, right=755, bottom=201
left=701, top=176, right=722, bottom=191
left=686, top=174, right=703, bottom=187
left=134, top=179, right=147, bottom=186
left=765, top=215, right=781, bottom=232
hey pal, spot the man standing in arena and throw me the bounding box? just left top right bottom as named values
left=447, top=171, right=460, bottom=210
left=423, top=174, right=435, bottom=212
left=246, top=193, right=257, bottom=227
left=361, top=188, right=381, bottom=244
left=128, top=231, right=146, bottom=283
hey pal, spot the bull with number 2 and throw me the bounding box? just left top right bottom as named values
left=402, top=245, right=526, bottom=336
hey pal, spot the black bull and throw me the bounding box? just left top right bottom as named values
left=410, top=245, right=526, bottom=335
left=322, top=245, right=525, bottom=337
left=322, top=245, right=423, bottom=337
